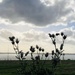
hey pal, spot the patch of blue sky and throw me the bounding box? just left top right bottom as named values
left=34, top=25, right=67, bottom=32
left=68, top=22, right=75, bottom=29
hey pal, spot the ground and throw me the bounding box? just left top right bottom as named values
left=0, top=60, right=75, bottom=75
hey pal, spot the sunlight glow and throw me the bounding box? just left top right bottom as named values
left=0, top=0, right=3, bottom=3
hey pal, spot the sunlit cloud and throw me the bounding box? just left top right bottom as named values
left=0, top=0, right=3, bottom=3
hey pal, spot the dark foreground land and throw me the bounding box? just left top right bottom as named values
left=0, top=60, right=75, bottom=75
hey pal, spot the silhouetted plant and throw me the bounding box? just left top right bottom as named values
left=9, top=36, right=30, bottom=75
left=9, top=36, right=51, bottom=75
left=49, top=32, right=67, bottom=74
left=9, top=32, right=67, bottom=75
left=29, top=45, right=52, bottom=75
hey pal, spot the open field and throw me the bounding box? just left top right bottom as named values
left=0, top=60, right=75, bottom=75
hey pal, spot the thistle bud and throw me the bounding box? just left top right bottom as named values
left=30, top=46, right=33, bottom=51
left=12, top=36, right=15, bottom=40
left=52, top=50, right=54, bottom=55
left=61, top=32, right=64, bottom=36
left=56, top=48, right=59, bottom=53
left=60, top=44, right=63, bottom=50
left=42, top=49, right=44, bottom=52
left=63, top=35, right=67, bottom=40
left=45, top=53, right=49, bottom=57
left=9, top=37, right=13, bottom=41
left=56, top=33, right=60, bottom=36
left=52, top=34, right=55, bottom=38
left=11, top=41, right=15, bottom=45
left=39, top=47, right=41, bottom=51
left=36, top=45, right=39, bottom=49
left=30, top=46, right=35, bottom=52
left=16, top=38, right=19, bottom=44
left=49, top=33, right=52, bottom=37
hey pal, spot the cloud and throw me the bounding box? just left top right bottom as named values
left=0, top=28, right=75, bottom=53
left=58, top=27, right=75, bottom=45
left=0, top=29, right=23, bottom=41
left=0, top=29, right=13, bottom=40
left=0, top=0, right=74, bottom=26
left=0, top=27, right=75, bottom=46
left=22, top=29, right=49, bottom=42
left=0, top=29, right=50, bottom=43
left=47, top=26, right=75, bottom=45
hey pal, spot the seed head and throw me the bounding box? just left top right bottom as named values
left=42, top=49, right=44, bottom=52
left=52, top=50, right=54, bottom=55
left=56, top=33, right=60, bottom=36
left=45, top=53, right=49, bottom=57
left=36, top=45, right=39, bottom=49
left=52, top=34, right=55, bottom=38
left=63, top=35, right=67, bottom=40
left=61, top=32, right=64, bottom=36
left=49, top=33, right=52, bottom=37
left=39, top=47, right=42, bottom=51
left=16, top=38, right=19, bottom=44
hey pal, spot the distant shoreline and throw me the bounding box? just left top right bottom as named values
left=0, top=53, right=75, bottom=60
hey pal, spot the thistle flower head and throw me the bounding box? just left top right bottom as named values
left=56, top=33, right=60, bottom=36
left=56, top=48, right=59, bottom=52
left=12, top=36, right=15, bottom=39
left=39, top=47, right=42, bottom=51
left=36, top=45, right=39, bottom=49
left=11, top=41, right=15, bottom=45
left=16, top=38, right=19, bottom=44
left=63, top=35, right=67, bottom=40
left=52, top=34, right=55, bottom=38
left=45, top=52, right=49, bottom=57
left=61, top=32, right=64, bottom=36
left=9, top=36, right=15, bottom=42
left=42, top=48, right=44, bottom=52
left=52, top=50, right=54, bottom=55
left=60, top=44, right=64, bottom=50
left=49, top=33, right=52, bottom=37
left=30, top=46, right=35, bottom=52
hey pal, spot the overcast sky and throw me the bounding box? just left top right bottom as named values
left=0, top=0, right=75, bottom=53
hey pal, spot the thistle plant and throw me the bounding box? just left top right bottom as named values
left=9, top=36, right=51, bottom=75
left=9, top=32, right=67, bottom=75
left=9, top=36, right=29, bottom=60
left=49, top=32, right=67, bottom=74
left=30, top=45, right=46, bottom=60
left=29, top=45, right=52, bottom=75
left=9, top=36, right=29, bottom=75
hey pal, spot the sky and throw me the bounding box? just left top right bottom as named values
left=0, top=0, right=75, bottom=53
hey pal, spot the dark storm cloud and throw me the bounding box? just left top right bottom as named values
left=0, top=0, right=73, bottom=26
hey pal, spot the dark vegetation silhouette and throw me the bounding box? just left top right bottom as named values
left=48, top=32, right=67, bottom=74
left=9, top=32, right=67, bottom=75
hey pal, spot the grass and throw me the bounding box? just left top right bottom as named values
left=0, top=60, right=75, bottom=75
